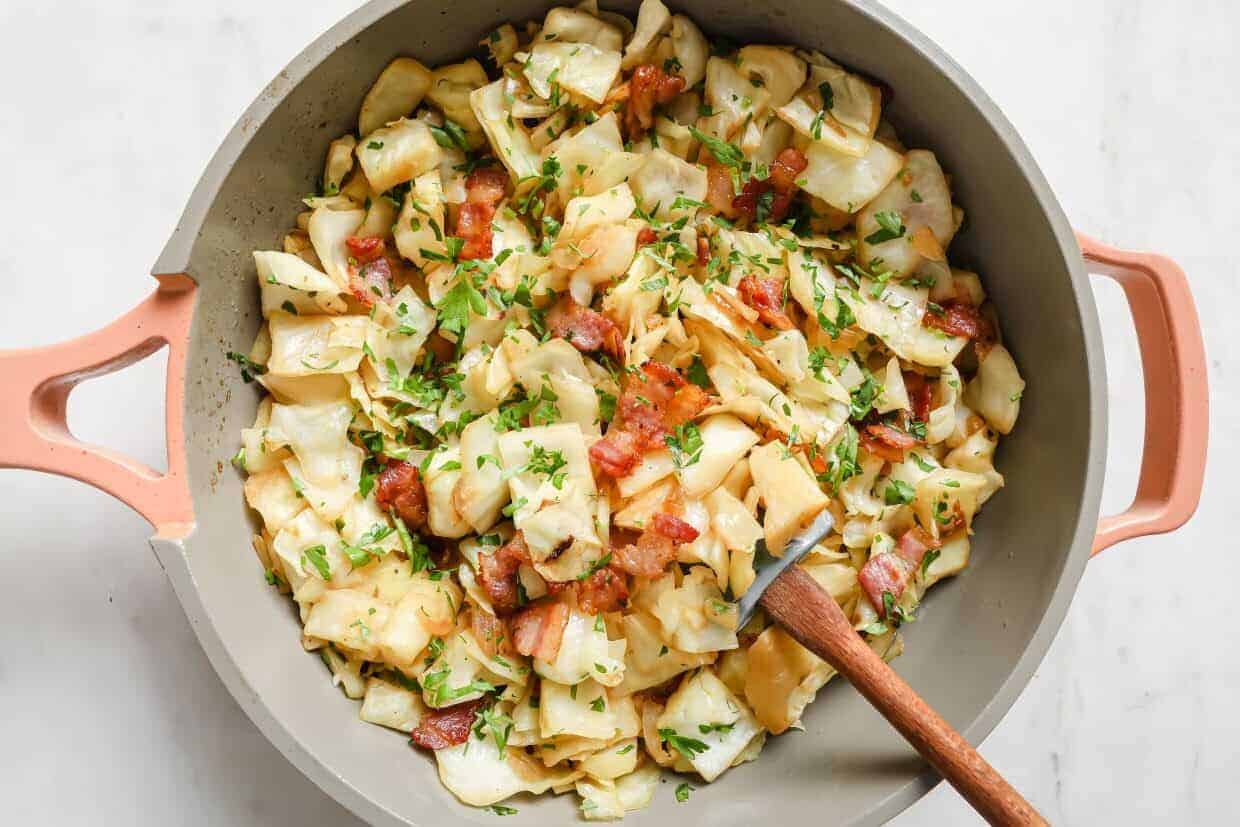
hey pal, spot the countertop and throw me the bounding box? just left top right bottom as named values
left=0, top=0, right=1234, bottom=823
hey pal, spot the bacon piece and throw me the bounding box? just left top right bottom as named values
left=455, top=202, right=496, bottom=261
left=592, top=361, right=711, bottom=478
left=612, top=529, right=676, bottom=578
left=904, top=371, right=934, bottom=424
left=922, top=300, right=994, bottom=343
left=349, top=255, right=394, bottom=305
left=511, top=600, right=570, bottom=662
left=453, top=166, right=509, bottom=261
left=546, top=295, right=625, bottom=361
left=768, top=148, right=809, bottom=191
left=637, top=227, right=658, bottom=246
left=476, top=533, right=531, bottom=616
left=466, top=166, right=508, bottom=205
left=651, top=512, right=700, bottom=544
left=626, top=64, right=685, bottom=138
left=375, top=461, right=428, bottom=530
left=705, top=161, right=738, bottom=217
left=895, top=526, right=940, bottom=569
left=696, top=235, right=711, bottom=266
left=578, top=565, right=630, bottom=614
left=738, top=275, right=795, bottom=330
left=858, top=553, right=914, bottom=618
left=859, top=423, right=917, bottom=463
left=345, top=235, right=385, bottom=263
left=469, top=609, right=511, bottom=658
left=663, top=382, right=709, bottom=430
left=589, top=430, right=643, bottom=478
left=732, top=148, right=808, bottom=225
left=410, top=698, right=487, bottom=750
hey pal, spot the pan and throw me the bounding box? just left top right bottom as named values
left=0, top=1, right=1209, bottom=824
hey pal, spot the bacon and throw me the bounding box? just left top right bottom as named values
left=651, top=512, right=700, bottom=544
left=705, top=161, right=738, bottom=217
left=577, top=565, right=630, bottom=614
left=349, top=255, right=394, bottom=305
left=455, top=201, right=497, bottom=261
left=511, top=600, right=570, bottom=662
left=410, top=698, right=487, bottom=750
left=895, top=526, right=940, bottom=568
left=345, top=235, right=385, bottom=263
left=469, top=610, right=511, bottom=658
left=626, top=64, right=685, bottom=138
left=696, top=235, right=711, bottom=266
left=546, top=296, right=625, bottom=361
left=466, top=166, right=509, bottom=205
left=858, top=553, right=914, bottom=618
left=738, top=275, right=795, bottom=330
left=592, top=361, right=711, bottom=478
left=663, top=382, right=710, bottom=430
left=589, top=430, right=643, bottom=478
left=904, top=371, right=934, bottom=423
left=922, top=301, right=995, bottom=347
left=637, top=226, right=658, bottom=246
left=476, top=533, right=531, bottom=616
left=768, top=148, right=809, bottom=191
left=732, top=148, right=807, bottom=225
left=612, top=528, right=677, bottom=578
left=860, top=423, right=918, bottom=463
left=375, top=461, right=428, bottom=530
left=453, top=167, right=509, bottom=262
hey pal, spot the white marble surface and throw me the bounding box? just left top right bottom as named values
left=0, top=0, right=1234, bottom=823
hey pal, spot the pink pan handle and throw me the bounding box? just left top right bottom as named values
left=1078, top=234, right=1209, bottom=555
left=0, top=274, right=197, bottom=539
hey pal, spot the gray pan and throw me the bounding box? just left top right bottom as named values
left=0, top=1, right=1209, bottom=824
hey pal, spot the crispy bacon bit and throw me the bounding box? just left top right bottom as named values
left=922, top=300, right=994, bottom=345
left=769, top=148, right=809, bottom=191
left=612, top=529, right=676, bottom=578
left=859, top=553, right=914, bottom=618
left=732, top=148, right=808, bottom=225
left=477, top=533, right=531, bottom=616
left=904, top=371, right=934, bottom=423
left=453, top=167, right=509, bottom=261
left=410, top=698, right=487, bottom=750
left=626, top=64, right=685, bottom=138
left=578, top=565, right=630, bottom=614
left=696, top=235, right=711, bottom=265
left=859, top=423, right=918, bottom=463
left=590, top=360, right=711, bottom=478
left=511, top=600, right=570, bottom=662
left=895, top=526, right=940, bottom=568
left=455, top=202, right=496, bottom=260
left=375, top=461, right=428, bottom=530
left=738, top=275, right=795, bottom=330
left=588, top=430, right=643, bottom=478
left=345, top=235, right=385, bottom=263
left=637, top=227, right=658, bottom=246
left=546, top=295, right=625, bottom=361
left=651, top=512, right=700, bottom=544
left=466, top=166, right=508, bottom=205
left=469, top=609, right=511, bottom=658
left=349, top=255, right=394, bottom=306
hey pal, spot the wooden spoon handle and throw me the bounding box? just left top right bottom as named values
left=760, top=565, right=1047, bottom=827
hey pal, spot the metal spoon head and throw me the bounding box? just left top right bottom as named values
left=736, top=507, right=836, bottom=628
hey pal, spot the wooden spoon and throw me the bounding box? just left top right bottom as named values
left=737, top=509, right=1047, bottom=826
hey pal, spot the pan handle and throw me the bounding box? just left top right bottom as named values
left=0, top=274, right=197, bottom=539
left=1078, top=233, right=1208, bottom=556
